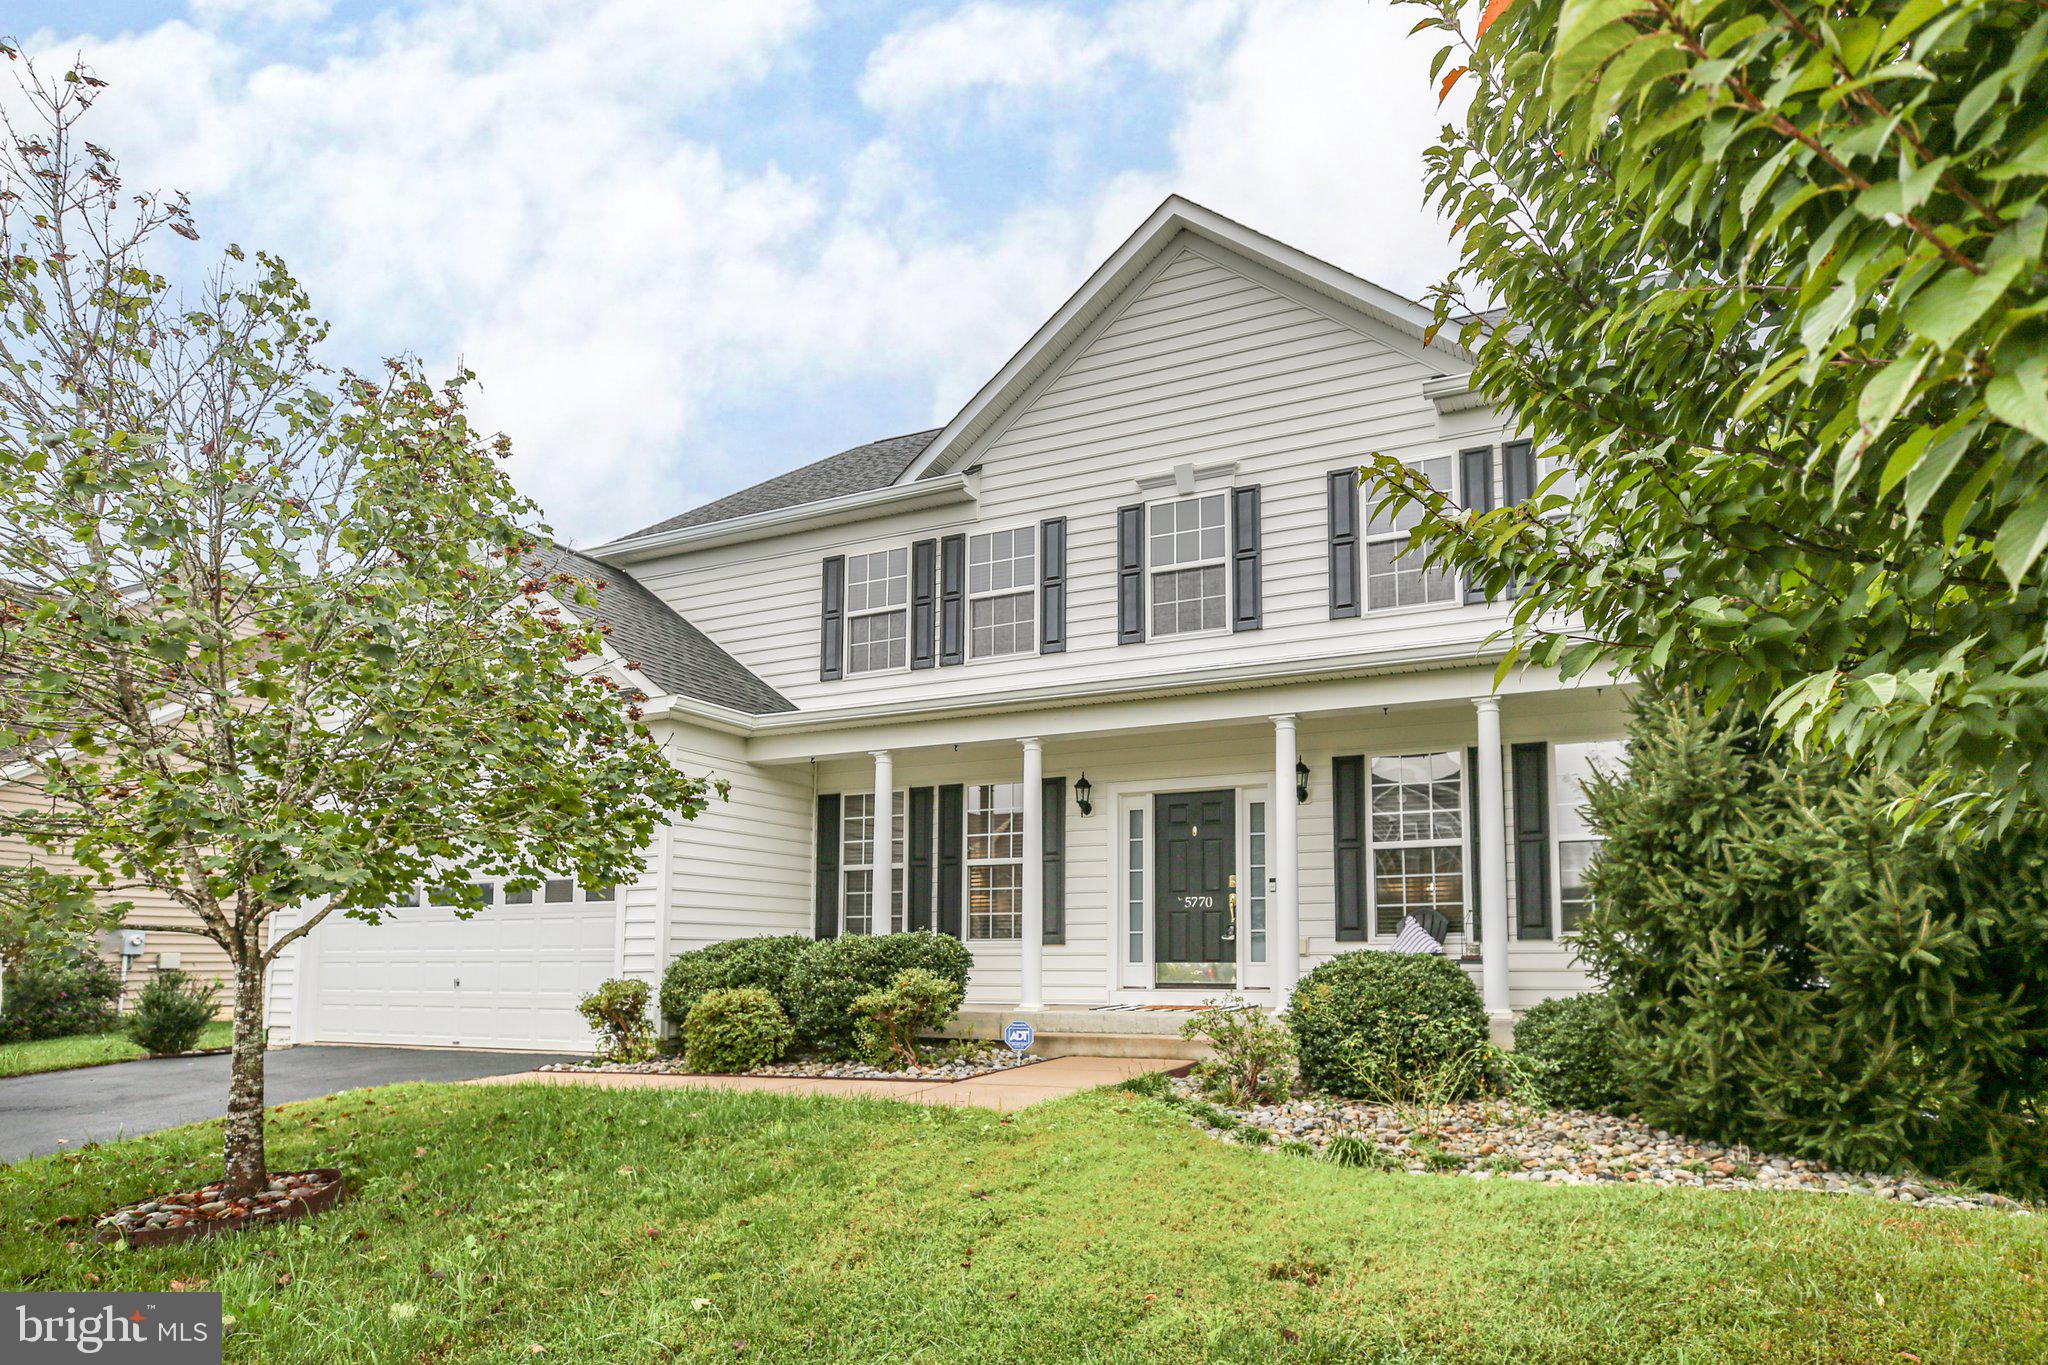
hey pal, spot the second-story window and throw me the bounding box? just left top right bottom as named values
left=968, top=528, right=1036, bottom=659
left=1365, top=455, right=1457, bottom=610
left=1149, top=492, right=1227, bottom=637
left=845, top=548, right=909, bottom=674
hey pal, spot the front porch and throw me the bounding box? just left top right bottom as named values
left=763, top=664, right=1626, bottom=1020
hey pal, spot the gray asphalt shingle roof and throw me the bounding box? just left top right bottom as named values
left=530, top=544, right=793, bottom=716
left=620, top=428, right=942, bottom=541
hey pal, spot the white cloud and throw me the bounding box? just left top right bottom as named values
left=189, top=0, right=335, bottom=24
left=860, top=0, right=1251, bottom=115
left=24, top=0, right=1461, bottom=542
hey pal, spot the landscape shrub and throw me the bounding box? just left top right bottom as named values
left=0, top=950, right=122, bottom=1042
left=684, top=987, right=794, bottom=1073
left=124, top=969, right=219, bottom=1056
left=784, top=932, right=973, bottom=1057
left=1512, top=993, right=1624, bottom=1112
left=1182, top=998, right=1295, bottom=1106
left=850, top=967, right=964, bottom=1068
left=657, top=934, right=809, bottom=1041
left=1578, top=689, right=2048, bottom=1198
left=1284, top=950, right=1487, bottom=1103
left=577, top=977, right=657, bottom=1063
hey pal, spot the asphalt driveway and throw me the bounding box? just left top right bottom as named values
left=0, top=1045, right=562, bottom=1163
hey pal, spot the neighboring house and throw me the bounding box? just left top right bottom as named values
left=265, top=197, right=1628, bottom=1053
left=0, top=773, right=238, bottom=1009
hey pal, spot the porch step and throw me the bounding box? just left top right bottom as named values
left=942, top=1007, right=1213, bottom=1061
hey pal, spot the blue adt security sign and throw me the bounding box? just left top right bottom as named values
left=1003, top=1020, right=1035, bottom=1054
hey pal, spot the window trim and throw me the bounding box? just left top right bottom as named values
left=1143, top=489, right=1232, bottom=641
left=964, top=522, right=1040, bottom=662
left=1362, top=452, right=1463, bottom=614
left=843, top=547, right=912, bottom=677
left=1548, top=739, right=1626, bottom=936
left=1363, top=749, right=1470, bottom=941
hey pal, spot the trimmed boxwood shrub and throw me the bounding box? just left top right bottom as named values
left=684, top=987, right=794, bottom=1073
left=0, top=950, right=122, bottom=1043
left=658, top=934, right=809, bottom=1041
left=1512, top=992, right=1624, bottom=1112
left=784, top=931, right=974, bottom=1058
left=850, top=967, right=964, bottom=1068
left=1284, top=950, right=1488, bottom=1102
left=578, top=977, right=657, bottom=1063
left=125, top=969, right=220, bottom=1057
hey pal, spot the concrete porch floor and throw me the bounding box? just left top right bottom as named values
left=470, top=1054, right=1192, bottom=1111
left=941, top=1006, right=1216, bottom=1060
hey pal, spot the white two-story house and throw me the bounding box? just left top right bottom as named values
left=265, top=197, right=1628, bottom=1053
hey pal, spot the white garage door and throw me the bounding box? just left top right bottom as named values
left=308, top=878, right=618, bottom=1051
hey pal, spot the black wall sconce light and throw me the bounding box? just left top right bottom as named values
left=1295, top=759, right=1311, bottom=805
left=1074, top=773, right=1093, bottom=816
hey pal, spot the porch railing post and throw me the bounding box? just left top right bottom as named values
left=1020, top=737, right=1044, bottom=1009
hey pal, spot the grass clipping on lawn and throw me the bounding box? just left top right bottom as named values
left=0, top=1081, right=2043, bottom=1362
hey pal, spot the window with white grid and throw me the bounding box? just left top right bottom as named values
left=968, top=528, right=1036, bottom=659
left=1148, top=493, right=1227, bottom=637
left=845, top=549, right=909, bottom=674
left=967, top=782, right=1024, bottom=940
left=1553, top=740, right=1626, bottom=932
left=1369, top=751, right=1465, bottom=935
left=841, top=791, right=906, bottom=934
left=1365, top=455, right=1457, bottom=610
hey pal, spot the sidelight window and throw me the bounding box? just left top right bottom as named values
left=1369, top=752, right=1465, bottom=935
left=1552, top=740, right=1626, bottom=932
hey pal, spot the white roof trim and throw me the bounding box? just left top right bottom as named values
left=589, top=472, right=978, bottom=563
left=1424, top=374, right=1491, bottom=415
left=899, top=195, right=1471, bottom=483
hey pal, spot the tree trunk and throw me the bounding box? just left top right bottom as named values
left=222, top=950, right=269, bottom=1199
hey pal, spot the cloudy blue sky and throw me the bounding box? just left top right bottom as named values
left=10, top=1, right=1459, bottom=545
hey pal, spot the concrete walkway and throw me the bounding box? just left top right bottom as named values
left=471, top=1054, right=1191, bottom=1111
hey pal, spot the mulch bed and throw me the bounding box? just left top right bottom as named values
left=538, top=1047, right=1043, bottom=1083
left=94, top=1168, right=346, bottom=1245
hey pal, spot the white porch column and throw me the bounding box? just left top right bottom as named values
left=1472, top=697, right=1512, bottom=1018
left=1020, top=737, right=1045, bottom=1009
left=871, top=750, right=893, bottom=934
left=1271, top=715, right=1302, bottom=1000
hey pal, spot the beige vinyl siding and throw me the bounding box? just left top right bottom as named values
left=0, top=776, right=233, bottom=1009
left=628, top=237, right=1514, bottom=709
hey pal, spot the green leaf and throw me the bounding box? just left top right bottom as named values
left=1994, top=493, right=2048, bottom=586
left=1987, top=353, right=2048, bottom=443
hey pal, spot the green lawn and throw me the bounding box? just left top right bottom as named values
left=0, top=1021, right=233, bottom=1078
left=1, top=1082, right=2042, bottom=1363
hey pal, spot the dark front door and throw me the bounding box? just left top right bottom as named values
left=1155, top=789, right=1236, bottom=986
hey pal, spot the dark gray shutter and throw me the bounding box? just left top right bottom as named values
left=1327, top=470, right=1360, bottom=619
left=911, top=539, right=938, bottom=670
left=1512, top=742, right=1553, bottom=939
left=1230, top=485, right=1262, bottom=631
left=1039, top=517, right=1067, bottom=654
left=1333, top=755, right=1366, bottom=941
left=1116, top=503, right=1145, bottom=644
left=936, top=783, right=965, bottom=936
left=1042, top=776, right=1066, bottom=944
left=814, top=793, right=842, bottom=939
left=1503, top=439, right=1538, bottom=504
left=1466, top=744, right=1482, bottom=943
left=907, top=786, right=935, bottom=931
left=819, top=557, right=845, bottom=682
left=939, top=534, right=966, bottom=665
left=1460, top=447, right=1496, bottom=605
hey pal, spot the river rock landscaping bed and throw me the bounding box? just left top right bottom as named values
left=538, top=1047, right=1043, bottom=1083
left=1170, top=1079, right=2032, bottom=1214
left=93, top=1168, right=346, bottom=1244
